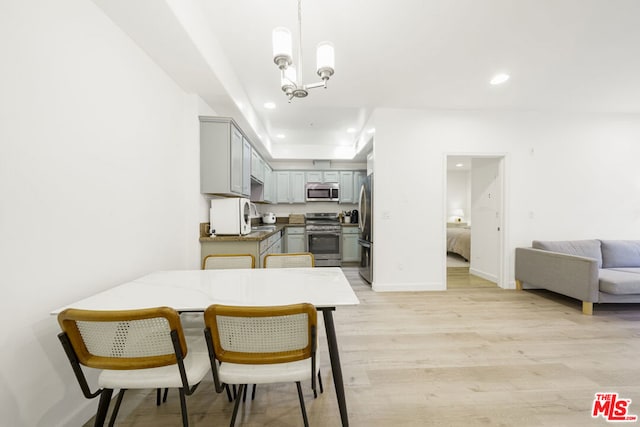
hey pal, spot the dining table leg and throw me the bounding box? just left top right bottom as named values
left=320, top=307, right=349, bottom=427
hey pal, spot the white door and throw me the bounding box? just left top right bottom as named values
left=469, top=157, right=502, bottom=283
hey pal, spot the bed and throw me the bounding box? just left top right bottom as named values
left=446, top=226, right=471, bottom=261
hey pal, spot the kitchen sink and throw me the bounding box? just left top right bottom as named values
left=251, top=225, right=277, bottom=231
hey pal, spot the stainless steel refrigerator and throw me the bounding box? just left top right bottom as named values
left=358, top=174, right=373, bottom=284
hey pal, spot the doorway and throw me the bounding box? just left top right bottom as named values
left=445, top=155, right=506, bottom=289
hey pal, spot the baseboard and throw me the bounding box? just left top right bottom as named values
left=56, top=399, right=95, bottom=427
left=469, top=267, right=497, bottom=283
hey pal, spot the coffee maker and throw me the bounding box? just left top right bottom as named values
left=350, top=209, right=359, bottom=224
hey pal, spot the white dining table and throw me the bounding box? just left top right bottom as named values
left=52, top=267, right=359, bottom=427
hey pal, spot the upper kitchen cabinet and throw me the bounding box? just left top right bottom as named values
left=251, top=148, right=265, bottom=183
left=264, top=164, right=274, bottom=203
left=323, top=171, right=340, bottom=183
left=306, top=170, right=339, bottom=183
left=275, top=171, right=305, bottom=203
left=354, top=170, right=365, bottom=200
left=200, top=116, right=250, bottom=197
left=242, top=137, right=251, bottom=196
left=339, top=170, right=366, bottom=203
left=339, top=171, right=354, bottom=203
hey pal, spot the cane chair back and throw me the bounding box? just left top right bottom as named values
left=57, top=306, right=210, bottom=427
left=202, top=253, right=255, bottom=270
left=203, top=303, right=318, bottom=427
left=264, top=252, right=315, bottom=268
left=58, top=307, right=186, bottom=370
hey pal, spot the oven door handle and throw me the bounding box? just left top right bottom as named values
left=308, top=231, right=342, bottom=236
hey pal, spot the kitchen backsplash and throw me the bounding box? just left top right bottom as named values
left=256, top=202, right=357, bottom=217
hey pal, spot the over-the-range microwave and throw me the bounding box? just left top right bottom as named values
left=306, top=182, right=339, bottom=202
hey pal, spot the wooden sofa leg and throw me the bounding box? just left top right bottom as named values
left=515, top=279, right=523, bottom=290
left=582, top=301, right=593, bottom=315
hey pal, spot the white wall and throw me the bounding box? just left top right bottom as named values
left=373, top=108, right=640, bottom=292
left=0, top=1, right=208, bottom=425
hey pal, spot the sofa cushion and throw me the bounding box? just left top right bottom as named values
left=600, top=240, right=640, bottom=268
left=532, top=239, right=602, bottom=268
left=599, top=269, right=640, bottom=295
left=609, top=267, right=640, bottom=274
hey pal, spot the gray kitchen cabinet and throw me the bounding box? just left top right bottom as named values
left=275, top=171, right=305, bottom=203
left=200, top=116, right=250, bottom=197
left=339, top=171, right=354, bottom=203
left=251, top=148, right=265, bottom=183
left=263, top=164, right=274, bottom=202
left=306, top=171, right=323, bottom=183
left=259, top=229, right=283, bottom=267
left=354, top=171, right=365, bottom=202
left=323, top=170, right=340, bottom=183
left=285, top=226, right=306, bottom=253
left=306, top=170, right=339, bottom=183
left=242, top=137, right=251, bottom=196
left=341, top=226, right=360, bottom=262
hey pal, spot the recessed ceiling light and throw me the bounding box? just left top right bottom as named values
left=264, top=102, right=276, bottom=109
left=347, top=127, right=358, bottom=134
left=456, top=163, right=464, bottom=168
left=490, top=73, right=510, bottom=85
left=367, top=128, right=376, bottom=134
left=276, top=134, right=285, bottom=139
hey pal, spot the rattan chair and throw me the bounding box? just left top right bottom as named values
left=57, top=307, right=210, bottom=427
left=187, top=253, right=256, bottom=329
left=202, top=253, right=255, bottom=270
left=204, top=303, right=320, bottom=427
left=264, top=252, right=315, bottom=268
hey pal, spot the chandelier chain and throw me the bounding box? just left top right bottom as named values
left=297, top=0, right=303, bottom=86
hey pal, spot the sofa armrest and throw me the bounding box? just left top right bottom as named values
left=515, top=247, right=599, bottom=303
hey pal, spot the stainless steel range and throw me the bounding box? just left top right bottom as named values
left=305, top=213, right=342, bottom=267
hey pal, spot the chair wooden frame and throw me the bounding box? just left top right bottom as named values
left=264, top=252, right=315, bottom=268
left=202, top=253, right=256, bottom=270
left=57, top=306, right=205, bottom=427
left=203, top=303, right=318, bottom=427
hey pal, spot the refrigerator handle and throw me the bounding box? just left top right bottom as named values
left=358, top=238, right=371, bottom=248
left=358, top=184, right=366, bottom=233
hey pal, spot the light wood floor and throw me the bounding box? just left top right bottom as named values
left=83, top=267, right=640, bottom=426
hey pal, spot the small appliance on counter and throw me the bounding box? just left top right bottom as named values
left=262, top=212, right=276, bottom=224
left=209, top=198, right=251, bottom=236
left=351, top=209, right=359, bottom=224
left=249, top=202, right=259, bottom=219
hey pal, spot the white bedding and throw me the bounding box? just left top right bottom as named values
left=447, top=227, right=470, bottom=261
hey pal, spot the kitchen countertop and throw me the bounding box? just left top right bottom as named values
left=199, top=222, right=359, bottom=243
left=199, top=224, right=285, bottom=242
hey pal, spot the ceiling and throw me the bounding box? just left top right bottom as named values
left=93, top=0, right=640, bottom=161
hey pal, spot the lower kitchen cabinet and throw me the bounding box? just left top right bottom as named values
left=259, top=231, right=282, bottom=267
left=200, top=229, right=282, bottom=268
left=285, top=226, right=307, bottom=253
left=341, top=226, right=360, bottom=262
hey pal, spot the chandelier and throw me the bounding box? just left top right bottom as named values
left=272, top=0, right=335, bottom=101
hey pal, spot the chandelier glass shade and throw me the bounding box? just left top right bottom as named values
left=272, top=0, right=335, bottom=100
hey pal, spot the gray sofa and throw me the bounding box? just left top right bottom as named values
left=515, top=239, right=640, bottom=314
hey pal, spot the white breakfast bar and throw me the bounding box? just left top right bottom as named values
left=52, top=267, right=359, bottom=426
